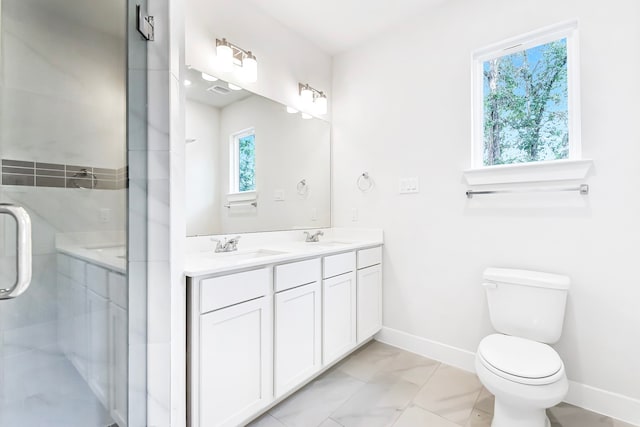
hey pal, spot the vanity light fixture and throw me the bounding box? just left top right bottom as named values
left=301, top=113, right=312, bottom=120
left=201, top=72, right=218, bottom=82
left=227, top=83, right=242, bottom=91
left=298, top=83, right=328, bottom=115
left=286, top=106, right=299, bottom=114
left=183, top=79, right=192, bottom=87
left=215, top=38, right=258, bottom=83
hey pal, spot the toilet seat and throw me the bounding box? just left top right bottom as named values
left=478, top=334, right=565, bottom=385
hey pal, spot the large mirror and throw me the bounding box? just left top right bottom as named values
left=185, top=68, right=331, bottom=236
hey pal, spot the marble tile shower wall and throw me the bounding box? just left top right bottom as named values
left=1, top=159, right=127, bottom=190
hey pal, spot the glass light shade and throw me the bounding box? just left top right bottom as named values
left=216, top=43, right=234, bottom=72
left=300, top=87, right=313, bottom=106
left=227, top=83, right=242, bottom=91
left=240, top=56, right=258, bottom=83
left=301, top=113, right=312, bottom=120
left=315, top=95, right=327, bottom=115
left=286, top=106, right=299, bottom=114
left=201, top=72, right=218, bottom=82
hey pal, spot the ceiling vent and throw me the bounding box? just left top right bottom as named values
left=207, top=85, right=230, bottom=95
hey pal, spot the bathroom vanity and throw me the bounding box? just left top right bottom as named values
left=56, top=237, right=128, bottom=427
left=185, top=229, right=383, bottom=427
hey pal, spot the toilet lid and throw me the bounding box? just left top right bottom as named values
left=478, top=334, right=563, bottom=380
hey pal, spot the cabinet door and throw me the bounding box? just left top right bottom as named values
left=199, top=297, right=273, bottom=427
left=109, top=303, right=128, bottom=427
left=70, top=280, right=88, bottom=379
left=323, top=272, right=357, bottom=365
left=274, top=282, right=321, bottom=397
left=87, top=290, right=109, bottom=407
left=357, top=264, right=382, bottom=343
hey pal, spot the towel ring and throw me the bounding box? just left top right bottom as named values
left=357, top=172, right=373, bottom=192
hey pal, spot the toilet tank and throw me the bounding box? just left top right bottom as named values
left=482, top=268, right=570, bottom=344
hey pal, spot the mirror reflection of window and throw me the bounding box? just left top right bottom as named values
left=230, top=128, right=256, bottom=193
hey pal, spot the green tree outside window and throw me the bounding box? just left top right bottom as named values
left=483, top=39, right=568, bottom=166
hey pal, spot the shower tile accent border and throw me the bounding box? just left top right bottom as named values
left=1, top=159, right=127, bottom=190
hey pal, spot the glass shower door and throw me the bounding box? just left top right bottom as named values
left=0, top=0, right=138, bottom=425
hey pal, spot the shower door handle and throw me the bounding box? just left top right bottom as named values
left=0, top=204, right=32, bottom=299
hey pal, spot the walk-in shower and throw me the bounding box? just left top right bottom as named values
left=0, top=0, right=147, bottom=425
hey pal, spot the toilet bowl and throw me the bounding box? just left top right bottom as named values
left=476, top=334, right=568, bottom=427
left=477, top=268, right=571, bottom=427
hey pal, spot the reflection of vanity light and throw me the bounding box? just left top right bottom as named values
left=215, top=38, right=258, bottom=82
left=201, top=72, right=218, bottom=82
left=301, top=113, right=312, bottom=120
left=227, top=83, right=242, bottom=91
left=183, top=79, right=192, bottom=87
left=286, top=106, right=299, bottom=114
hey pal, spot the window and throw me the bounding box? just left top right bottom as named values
left=472, top=21, right=580, bottom=168
left=229, top=128, right=256, bottom=193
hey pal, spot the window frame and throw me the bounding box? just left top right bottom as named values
left=471, top=20, right=581, bottom=169
left=229, top=127, right=256, bottom=194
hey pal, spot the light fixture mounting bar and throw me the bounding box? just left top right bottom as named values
left=216, top=38, right=256, bottom=64
left=298, top=83, right=325, bottom=98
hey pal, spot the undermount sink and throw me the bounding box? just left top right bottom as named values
left=214, top=249, right=288, bottom=262
left=83, top=244, right=126, bottom=258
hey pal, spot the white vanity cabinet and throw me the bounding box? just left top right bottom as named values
left=56, top=254, right=128, bottom=427
left=356, top=247, right=383, bottom=343
left=274, top=259, right=322, bottom=397
left=187, top=241, right=384, bottom=427
left=190, top=268, right=273, bottom=427
left=322, top=252, right=357, bottom=365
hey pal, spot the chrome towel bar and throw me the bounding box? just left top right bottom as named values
left=466, top=184, right=589, bottom=199
left=224, top=201, right=258, bottom=208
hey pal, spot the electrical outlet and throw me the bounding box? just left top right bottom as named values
left=351, top=208, right=358, bottom=222
left=311, top=208, right=317, bottom=221
left=99, top=208, right=112, bottom=223
left=274, top=189, right=285, bottom=201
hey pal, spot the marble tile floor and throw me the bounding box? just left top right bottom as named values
left=248, top=341, right=636, bottom=427
left=0, top=354, right=113, bottom=427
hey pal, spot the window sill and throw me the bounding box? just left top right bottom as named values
left=227, top=191, right=258, bottom=202
left=463, top=159, right=593, bottom=186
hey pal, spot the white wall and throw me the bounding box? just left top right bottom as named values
left=217, top=95, right=331, bottom=233
left=185, top=0, right=332, bottom=118
left=185, top=100, right=221, bottom=235
left=332, top=0, right=640, bottom=417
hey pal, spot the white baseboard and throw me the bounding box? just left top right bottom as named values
left=375, top=327, right=476, bottom=373
left=375, top=327, right=640, bottom=427
left=564, top=380, right=640, bottom=426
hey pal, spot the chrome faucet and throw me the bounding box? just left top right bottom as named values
left=211, top=236, right=241, bottom=252
left=304, top=230, right=324, bottom=242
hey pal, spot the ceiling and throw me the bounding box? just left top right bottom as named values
left=185, top=68, right=253, bottom=108
left=249, top=0, right=446, bottom=54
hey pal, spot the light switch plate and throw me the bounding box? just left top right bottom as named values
left=399, top=177, right=419, bottom=194
left=274, top=189, right=285, bottom=201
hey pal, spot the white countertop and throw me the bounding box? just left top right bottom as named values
left=56, top=231, right=126, bottom=273
left=185, top=228, right=383, bottom=277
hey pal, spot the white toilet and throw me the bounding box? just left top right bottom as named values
left=476, top=268, right=570, bottom=427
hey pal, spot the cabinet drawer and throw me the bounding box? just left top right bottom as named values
left=200, top=268, right=269, bottom=314
left=323, top=252, right=355, bottom=279
left=275, top=258, right=320, bottom=292
left=357, top=246, right=382, bottom=269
